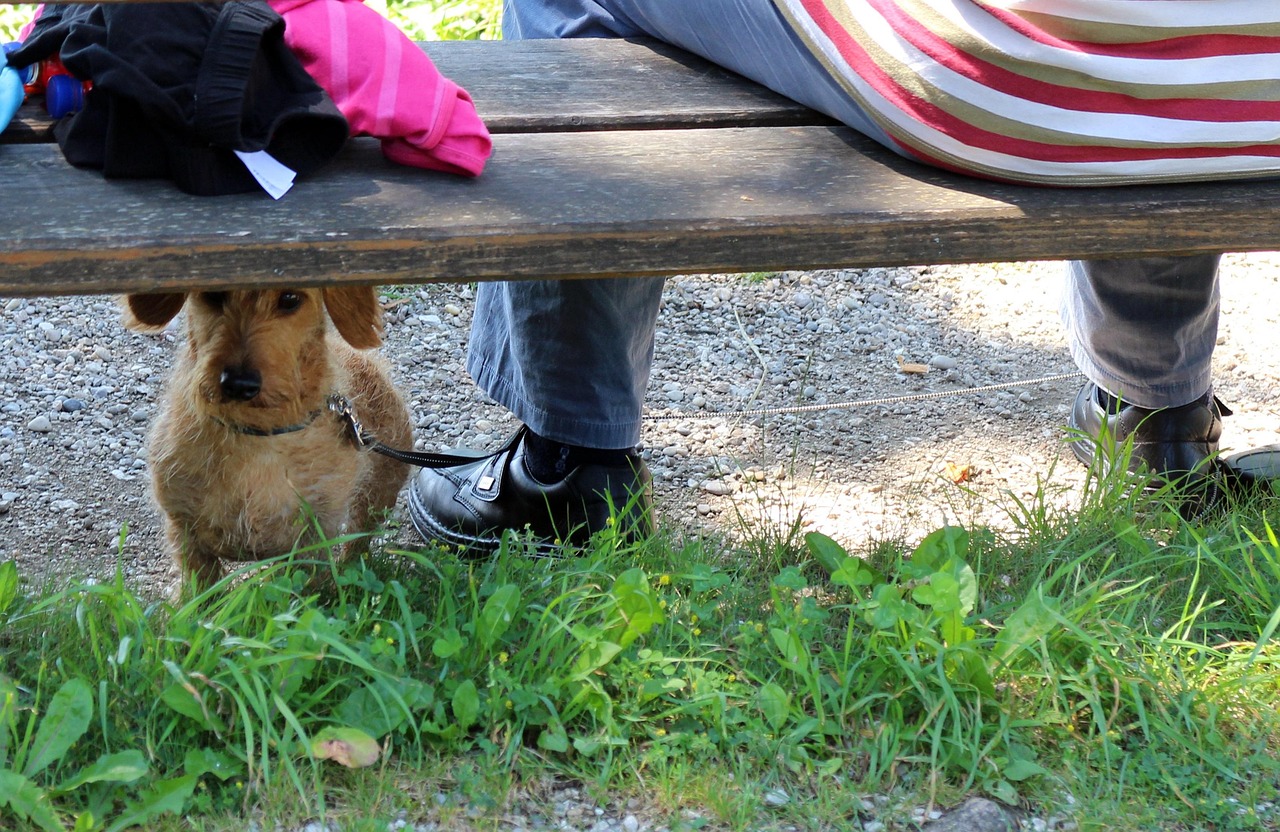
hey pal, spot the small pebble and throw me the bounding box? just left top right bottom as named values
left=929, top=354, right=958, bottom=370
left=763, top=788, right=790, bottom=807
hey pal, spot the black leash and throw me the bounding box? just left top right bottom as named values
left=326, top=394, right=489, bottom=469
left=325, top=392, right=1280, bottom=489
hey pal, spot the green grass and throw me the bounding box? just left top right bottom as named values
left=4, top=448, right=1280, bottom=830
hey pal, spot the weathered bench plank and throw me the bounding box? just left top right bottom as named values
left=5, top=37, right=831, bottom=143
left=436, top=38, right=833, bottom=133
left=4, top=125, right=1278, bottom=297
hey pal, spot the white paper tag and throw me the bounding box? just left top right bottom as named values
left=234, top=149, right=297, bottom=200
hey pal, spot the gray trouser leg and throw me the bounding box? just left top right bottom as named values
left=1062, top=254, right=1221, bottom=409
left=468, top=277, right=664, bottom=448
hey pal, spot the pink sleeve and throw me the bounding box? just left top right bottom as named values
left=269, top=0, right=492, bottom=177
left=18, top=4, right=44, bottom=39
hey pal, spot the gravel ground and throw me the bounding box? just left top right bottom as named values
left=6, top=254, right=1280, bottom=594
left=3, top=255, right=1280, bottom=830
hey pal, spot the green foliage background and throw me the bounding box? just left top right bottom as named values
left=382, top=0, right=501, bottom=40
left=0, top=5, right=34, bottom=43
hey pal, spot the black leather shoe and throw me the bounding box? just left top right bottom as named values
left=1067, top=382, right=1229, bottom=494
left=408, top=427, right=654, bottom=554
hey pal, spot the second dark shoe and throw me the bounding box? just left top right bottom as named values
left=407, top=426, right=654, bottom=555
left=1067, top=382, right=1228, bottom=495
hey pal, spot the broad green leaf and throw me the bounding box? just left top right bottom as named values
left=905, top=526, right=969, bottom=578
left=0, top=770, right=63, bottom=832
left=573, top=734, right=626, bottom=757
left=639, top=677, right=686, bottom=702
left=769, top=628, right=809, bottom=673
left=23, top=678, right=92, bottom=778
left=55, top=750, right=146, bottom=792
left=106, top=775, right=196, bottom=832
left=756, top=682, right=790, bottom=731
left=0, top=560, right=17, bottom=616
left=772, top=566, right=807, bottom=591
left=572, top=641, right=623, bottom=679
left=159, top=682, right=226, bottom=734
left=311, top=727, right=381, bottom=768
left=866, top=584, right=912, bottom=631
left=0, top=677, right=16, bottom=764
left=686, top=564, right=730, bottom=594
left=954, top=649, right=995, bottom=698
left=805, top=532, right=848, bottom=576
left=269, top=650, right=317, bottom=703
left=1003, top=758, right=1048, bottom=782
left=451, top=680, right=479, bottom=730
left=537, top=726, right=569, bottom=753
left=609, top=568, right=663, bottom=650
left=934, top=557, right=979, bottom=616
left=477, top=584, right=521, bottom=650
left=432, top=627, right=467, bottom=659
left=986, top=778, right=1018, bottom=805
left=939, top=615, right=976, bottom=647
left=994, top=592, right=1062, bottom=665
left=831, top=557, right=882, bottom=591
left=912, top=572, right=961, bottom=613
left=183, top=748, right=241, bottom=781
left=336, top=683, right=408, bottom=739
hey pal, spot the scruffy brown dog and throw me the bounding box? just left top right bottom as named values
left=124, top=287, right=412, bottom=590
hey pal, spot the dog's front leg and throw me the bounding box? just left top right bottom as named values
left=166, top=518, right=224, bottom=593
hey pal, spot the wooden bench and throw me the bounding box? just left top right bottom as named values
left=3, top=35, right=1280, bottom=298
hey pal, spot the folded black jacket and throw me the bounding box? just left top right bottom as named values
left=10, top=1, right=350, bottom=195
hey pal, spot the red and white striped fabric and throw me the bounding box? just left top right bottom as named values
left=772, top=0, right=1280, bottom=185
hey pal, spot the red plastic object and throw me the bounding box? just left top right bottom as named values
left=10, top=50, right=92, bottom=116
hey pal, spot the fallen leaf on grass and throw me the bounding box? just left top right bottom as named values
left=311, top=727, right=381, bottom=768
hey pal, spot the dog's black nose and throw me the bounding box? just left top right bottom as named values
left=220, top=367, right=262, bottom=401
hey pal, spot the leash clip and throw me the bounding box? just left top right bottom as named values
left=327, top=394, right=371, bottom=448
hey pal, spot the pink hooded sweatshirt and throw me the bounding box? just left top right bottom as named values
left=268, top=0, right=492, bottom=177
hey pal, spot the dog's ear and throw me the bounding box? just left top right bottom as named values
left=323, top=286, right=384, bottom=349
left=122, top=293, right=187, bottom=331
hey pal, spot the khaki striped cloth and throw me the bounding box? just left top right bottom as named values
left=773, top=0, right=1280, bottom=185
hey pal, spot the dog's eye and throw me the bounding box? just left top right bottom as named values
left=277, top=292, right=303, bottom=313
left=199, top=291, right=227, bottom=309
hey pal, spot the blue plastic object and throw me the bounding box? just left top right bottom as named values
left=0, top=65, right=22, bottom=135
left=45, top=73, right=82, bottom=119
left=4, top=42, right=36, bottom=88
